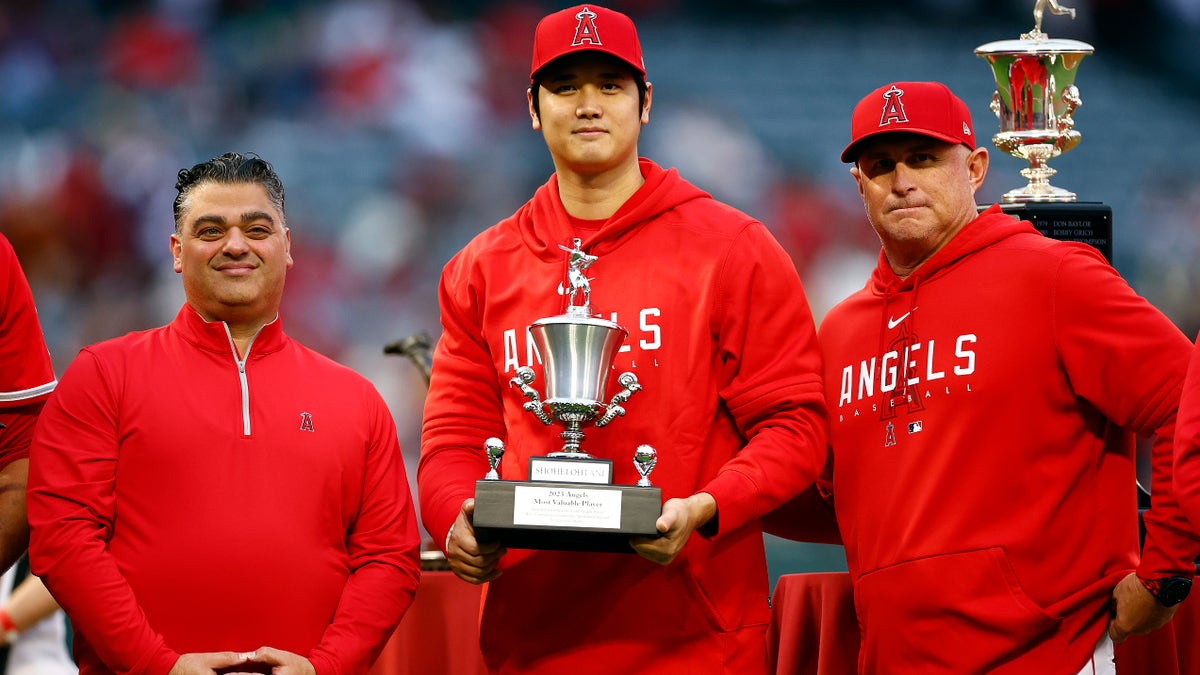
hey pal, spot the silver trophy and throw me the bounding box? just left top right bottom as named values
left=508, top=238, right=643, bottom=458
left=473, top=239, right=661, bottom=552
left=975, top=0, right=1093, bottom=202
left=484, top=437, right=505, bottom=480
left=634, top=445, right=657, bottom=487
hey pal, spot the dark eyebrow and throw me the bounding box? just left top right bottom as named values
left=191, top=214, right=227, bottom=228
left=240, top=210, right=276, bottom=226
left=190, top=211, right=276, bottom=230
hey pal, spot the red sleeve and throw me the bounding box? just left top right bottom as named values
left=1053, top=247, right=1200, bottom=577
left=0, top=234, right=56, bottom=412
left=418, top=252, right=504, bottom=551
left=760, top=473, right=842, bottom=545
left=26, top=349, right=180, bottom=674
left=1175, top=332, right=1200, bottom=532
left=703, top=221, right=828, bottom=534
left=309, top=388, right=421, bottom=675
left=0, top=401, right=44, bottom=466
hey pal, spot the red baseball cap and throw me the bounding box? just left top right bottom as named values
left=530, top=4, right=646, bottom=84
left=841, top=81, right=975, bottom=163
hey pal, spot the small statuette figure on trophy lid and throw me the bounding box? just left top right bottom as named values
left=560, top=239, right=598, bottom=315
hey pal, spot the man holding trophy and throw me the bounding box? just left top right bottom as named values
left=418, top=4, right=827, bottom=673
left=767, top=77, right=1200, bottom=674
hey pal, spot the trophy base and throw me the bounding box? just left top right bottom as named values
left=1000, top=184, right=1077, bottom=204
left=989, top=201, right=1113, bottom=264
left=474, top=479, right=663, bottom=553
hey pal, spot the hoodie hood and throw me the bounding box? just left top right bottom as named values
left=510, top=158, right=711, bottom=262
left=863, top=204, right=1040, bottom=404
left=867, top=204, right=1039, bottom=295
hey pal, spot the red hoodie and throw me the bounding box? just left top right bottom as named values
left=816, top=205, right=1200, bottom=673
left=419, top=159, right=827, bottom=674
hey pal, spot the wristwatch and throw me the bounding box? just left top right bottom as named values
left=1138, top=575, right=1193, bottom=607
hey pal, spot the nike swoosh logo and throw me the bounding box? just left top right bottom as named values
left=887, top=308, right=916, bottom=330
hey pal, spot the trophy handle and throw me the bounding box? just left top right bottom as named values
left=1057, top=85, right=1081, bottom=132
left=510, top=366, right=552, bottom=426
left=595, top=372, right=642, bottom=428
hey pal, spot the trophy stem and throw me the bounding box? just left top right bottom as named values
left=548, top=418, right=591, bottom=458
left=1003, top=155, right=1077, bottom=203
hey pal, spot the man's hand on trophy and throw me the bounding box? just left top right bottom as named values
left=446, top=498, right=506, bottom=585
left=630, top=493, right=717, bottom=565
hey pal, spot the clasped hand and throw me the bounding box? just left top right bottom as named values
left=168, top=646, right=315, bottom=675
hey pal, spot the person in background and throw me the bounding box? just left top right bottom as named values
left=26, top=152, right=421, bottom=675
left=0, top=562, right=77, bottom=675
left=766, top=80, right=1200, bottom=674
left=0, top=233, right=56, bottom=574
left=0, top=233, right=65, bottom=675
left=417, top=5, right=827, bottom=673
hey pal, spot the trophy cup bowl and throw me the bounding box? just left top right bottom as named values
left=976, top=36, right=1093, bottom=202
left=512, top=313, right=643, bottom=458
left=531, top=315, right=625, bottom=421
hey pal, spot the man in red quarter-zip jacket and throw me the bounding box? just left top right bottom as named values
left=417, top=5, right=827, bottom=674
left=767, top=81, right=1200, bottom=674
left=25, top=152, right=421, bottom=675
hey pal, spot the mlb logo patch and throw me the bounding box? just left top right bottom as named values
left=907, top=421, right=923, bottom=434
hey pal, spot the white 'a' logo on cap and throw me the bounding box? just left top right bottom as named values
left=572, top=7, right=601, bottom=46
left=879, top=85, right=908, bottom=128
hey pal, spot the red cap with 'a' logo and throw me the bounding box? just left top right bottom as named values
left=530, top=4, right=646, bottom=84
left=841, top=81, right=975, bottom=163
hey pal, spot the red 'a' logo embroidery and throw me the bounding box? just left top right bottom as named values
left=299, top=412, right=315, bottom=433
left=572, top=7, right=601, bottom=46
left=879, top=85, right=908, bottom=127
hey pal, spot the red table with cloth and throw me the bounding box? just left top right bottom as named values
left=368, top=570, right=487, bottom=675
left=766, top=572, right=1200, bottom=675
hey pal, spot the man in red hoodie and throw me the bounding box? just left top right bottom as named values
left=418, top=5, right=827, bottom=674
left=768, top=81, right=1200, bottom=674
left=26, top=152, right=421, bottom=675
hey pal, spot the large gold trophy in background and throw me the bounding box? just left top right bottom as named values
left=975, top=0, right=1112, bottom=262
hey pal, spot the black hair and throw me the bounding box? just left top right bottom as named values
left=173, top=152, right=284, bottom=232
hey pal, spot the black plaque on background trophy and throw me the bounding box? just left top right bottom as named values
left=472, top=239, right=662, bottom=553
left=997, top=202, right=1112, bottom=263
left=975, top=2, right=1113, bottom=264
